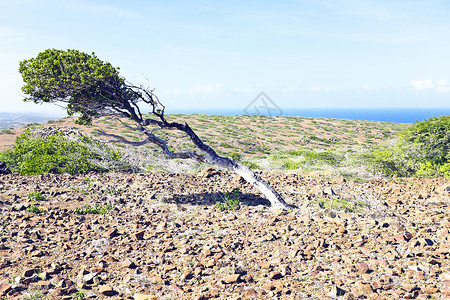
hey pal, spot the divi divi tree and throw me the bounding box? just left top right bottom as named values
left=19, top=49, right=291, bottom=210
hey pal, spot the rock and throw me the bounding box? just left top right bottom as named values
left=242, top=288, right=257, bottom=298
left=328, top=285, right=347, bottom=297
left=122, top=259, right=137, bottom=269
left=83, top=272, right=98, bottom=284
left=134, top=294, right=157, bottom=300
left=12, top=203, right=26, bottom=211
left=99, top=285, right=116, bottom=296
left=262, top=282, right=275, bottom=291
left=357, top=282, right=373, bottom=296
left=0, top=283, right=11, bottom=296
left=29, top=280, right=53, bottom=290
left=356, top=262, right=370, bottom=274
left=323, top=186, right=336, bottom=196
left=134, top=230, right=145, bottom=240
left=23, top=268, right=36, bottom=277
left=222, top=274, right=240, bottom=284
left=104, top=228, right=119, bottom=238
left=268, top=271, right=283, bottom=280
left=402, top=284, right=418, bottom=292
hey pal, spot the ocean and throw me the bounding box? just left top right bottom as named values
left=167, top=108, right=450, bottom=124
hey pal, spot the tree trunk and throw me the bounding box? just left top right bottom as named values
left=177, top=123, right=291, bottom=210
left=226, top=161, right=291, bottom=210
left=107, top=117, right=293, bottom=209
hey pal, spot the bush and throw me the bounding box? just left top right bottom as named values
left=365, top=116, right=450, bottom=177
left=0, top=126, right=125, bottom=175
left=396, top=116, right=450, bottom=176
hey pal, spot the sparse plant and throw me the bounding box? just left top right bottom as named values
left=216, top=188, right=241, bottom=211
left=28, top=191, right=45, bottom=201
left=26, top=204, right=44, bottom=214
left=73, top=203, right=112, bottom=215
left=74, top=290, right=85, bottom=300
left=0, top=129, right=14, bottom=135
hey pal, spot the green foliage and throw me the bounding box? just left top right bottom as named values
left=74, top=290, right=85, bottom=300
left=19, top=49, right=137, bottom=125
left=29, top=191, right=45, bottom=201
left=0, top=127, right=121, bottom=175
left=396, top=116, right=450, bottom=176
left=216, top=188, right=241, bottom=211
left=317, top=198, right=368, bottom=213
left=73, top=203, right=112, bottom=215
left=26, top=204, right=44, bottom=214
left=228, top=152, right=242, bottom=162
left=358, top=116, right=450, bottom=178
left=0, top=129, right=14, bottom=135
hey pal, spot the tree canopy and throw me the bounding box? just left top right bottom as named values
left=19, top=49, right=148, bottom=125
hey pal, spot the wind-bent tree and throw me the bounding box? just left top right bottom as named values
left=19, top=49, right=291, bottom=209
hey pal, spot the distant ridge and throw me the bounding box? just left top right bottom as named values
left=0, top=112, right=64, bottom=129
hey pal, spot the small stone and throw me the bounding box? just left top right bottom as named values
left=357, top=282, right=373, bottom=296
left=149, top=275, right=164, bottom=284
left=357, top=262, right=370, bottom=274
left=181, top=271, right=193, bottom=281
left=402, top=284, right=418, bottom=292
left=134, top=293, right=157, bottom=300
left=164, top=265, right=176, bottom=272
left=404, top=231, right=414, bottom=240
left=122, top=259, right=137, bottom=269
left=259, top=262, right=271, bottom=269
left=99, top=285, right=115, bottom=296
left=194, top=268, right=202, bottom=277
left=134, top=231, right=145, bottom=240
left=323, top=186, right=336, bottom=196
left=328, top=285, right=347, bottom=297
left=262, top=282, right=275, bottom=291
left=0, top=283, right=12, bottom=296
left=29, top=280, right=52, bottom=290
left=222, top=274, right=240, bottom=284
left=242, top=288, right=257, bottom=298
left=268, top=271, right=283, bottom=280
left=83, top=273, right=97, bottom=284
left=104, top=228, right=118, bottom=238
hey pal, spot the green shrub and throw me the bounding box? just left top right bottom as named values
left=396, top=116, right=450, bottom=176
left=0, top=129, right=14, bottom=135
left=0, top=127, right=123, bottom=175
left=26, top=204, right=44, bottom=214
left=216, top=188, right=240, bottom=211
left=364, top=116, right=450, bottom=177
left=29, top=191, right=46, bottom=201
left=74, top=203, right=112, bottom=215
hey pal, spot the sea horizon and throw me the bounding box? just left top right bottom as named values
left=166, top=108, right=450, bottom=124
left=2, top=108, right=450, bottom=125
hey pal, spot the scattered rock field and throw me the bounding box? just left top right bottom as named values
left=0, top=170, right=449, bottom=299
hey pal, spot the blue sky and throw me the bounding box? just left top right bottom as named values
left=1, top=0, right=450, bottom=114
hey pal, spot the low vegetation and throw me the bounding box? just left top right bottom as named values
left=0, top=114, right=449, bottom=180
left=73, top=203, right=112, bottom=215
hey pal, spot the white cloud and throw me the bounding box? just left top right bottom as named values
left=311, top=86, right=321, bottom=92
left=410, top=78, right=450, bottom=93
left=410, top=79, right=434, bottom=91
left=437, top=79, right=450, bottom=93
left=362, top=84, right=371, bottom=91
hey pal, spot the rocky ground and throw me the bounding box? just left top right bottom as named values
left=0, top=170, right=449, bottom=299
